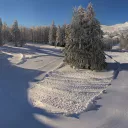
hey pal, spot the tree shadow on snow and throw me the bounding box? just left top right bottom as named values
left=2, top=45, right=36, bottom=55
left=2, top=44, right=63, bottom=58
left=106, top=49, right=128, bottom=53
left=67, top=104, right=102, bottom=119
left=25, top=44, right=63, bottom=57
left=0, top=53, right=57, bottom=128
left=107, top=62, right=128, bottom=79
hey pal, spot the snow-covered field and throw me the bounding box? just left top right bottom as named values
left=1, top=43, right=128, bottom=128
left=29, top=59, right=114, bottom=115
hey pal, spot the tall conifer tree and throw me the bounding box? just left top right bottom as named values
left=56, top=25, right=62, bottom=46
left=49, top=21, right=57, bottom=45
left=11, top=20, right=20, bottom=47
left=64, top=3, right=106, bottom=70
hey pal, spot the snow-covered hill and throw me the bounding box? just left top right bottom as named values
left=102, top=22, right=128, bottom=34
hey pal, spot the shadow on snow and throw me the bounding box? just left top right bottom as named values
left=0, top=53, right=57, bottom=128
left=2, top=43, right=63, bottom=58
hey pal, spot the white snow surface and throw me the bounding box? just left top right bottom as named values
left=29, top=61, right=113, bottom=115
left=0, top=43, right=63, bottom=128
left=1, top=43, right=128, bottom=128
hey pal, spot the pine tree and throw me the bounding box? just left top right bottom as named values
left=11, top=20, right=20, bottom=47
left=61, top=24, right=66, bottom=47
left=56, top=25, right=63, bottom=46
left=0, top=18, right=3, bottom=46
left=2, top=22, right=10, bottom=44
left=64, top=3, right=106, bottom=70
left=49, top=21, right=57, bottom=45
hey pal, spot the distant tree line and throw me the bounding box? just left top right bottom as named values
left=0, top=18, right=68, bottom=47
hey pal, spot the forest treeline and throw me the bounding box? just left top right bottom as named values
left=0, top=18, right=68, bottom=47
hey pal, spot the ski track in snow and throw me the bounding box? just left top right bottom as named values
left=29, top=55, right=114, bottom=115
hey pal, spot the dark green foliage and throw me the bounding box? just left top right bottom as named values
left=11, top=20, right=20, bottom=47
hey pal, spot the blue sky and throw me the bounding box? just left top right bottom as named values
left=0, top=0, right=128, bottom=26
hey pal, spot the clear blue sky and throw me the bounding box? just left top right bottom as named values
left=0, top=0, right=128, bottom=27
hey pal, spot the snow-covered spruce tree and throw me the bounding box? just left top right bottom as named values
left=65, top=24, right=71, bottom=46
left=64, top=3, right=106, bottom=70
left=11, top=20, right=20, bottom=47
left=0, top=18, right=3, bottom=46
left=49, top=21, right=57, bottom=46
left=56, top=25, right=63, bottom=46
left=61, top=24, right=66, bottom=47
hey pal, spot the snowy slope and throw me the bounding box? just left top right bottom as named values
left=29, top=57, right=114, bottom=115
left=102, top=22, right=128, bottom=34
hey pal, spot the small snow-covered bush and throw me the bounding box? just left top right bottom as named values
left=103, top=35, right=113, bottom=50
left=120, top=34, right=128, bottom=49
left=112, top=36, right=120, bottom=45
left=103, top=35, right=120, bottom=50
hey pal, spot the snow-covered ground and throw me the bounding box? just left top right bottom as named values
left=29, top=59, right=114, bottom=115
left=1, top=43, right=128, bottom=128
left=0, top=43, right=63, bottom=128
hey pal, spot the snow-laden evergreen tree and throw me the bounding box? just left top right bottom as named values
left=65, top=24, right=71, bottom=48
left=61, top=24, right=66, bottom=47
left=49, top=21, right=57, bottom=45
left=56, top=25, right=63, bottom=46
left=11, top=20, right=20, bottom=47
left=0, top=18, right=3, bottom=46
left=64, top=3, right=106, bottom=70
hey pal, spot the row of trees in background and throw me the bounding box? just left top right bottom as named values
left=0, top=18, right=122, bottom=49
left=0, top=18, right=67, bottom=47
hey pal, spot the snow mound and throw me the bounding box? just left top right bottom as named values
left=1, top=51, right=23, bottom=64
left=29, top=64, right=113, bottom=115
